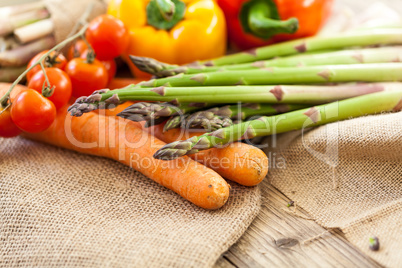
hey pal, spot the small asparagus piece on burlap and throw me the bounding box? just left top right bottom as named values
left=165, top=103, right=306, bottom=131
left=117, top=102, right=210, bottom=127
left=131, top=46, right=402, bottom=77
left=153, top=90, right=402, bottom=160
left=137, top=63, right=402, bottom=87
left=195, top=29, right=402, bottom=66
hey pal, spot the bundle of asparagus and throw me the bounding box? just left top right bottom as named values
left=68, top=28, right=402, bottom=160
left=0, top=1, right=55, bottom=82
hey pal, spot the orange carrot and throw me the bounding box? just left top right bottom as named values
left=53, top=77, right=268, bottom=186
left=108, top=78, right=145, bottom=90
left=0, top=83, right=28, bottom=100
left=96, top=100, right=137, bottom=117
left=98, top=96, right=269, bottom=186
left=148, top=123, right=269, bottom=186
left=25, top=107, right=230, bottom=210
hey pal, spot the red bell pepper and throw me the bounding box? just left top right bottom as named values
left=217, top=0, right=334, bottom=50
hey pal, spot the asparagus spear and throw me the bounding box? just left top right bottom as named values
left=179, top=111, right=233, bottom=131
left=117, top=101, right=210, bottom=127
left=194, top=29, right=402, bottom=66
left=67, top=82, right=402, bottom=116
left=131, top=46, right=402, bottom=77
left=137, top=63, right=402, bottom=87
left=164, top=103, right=306, bottom=131
left=153, top=90, right=402, bottom=160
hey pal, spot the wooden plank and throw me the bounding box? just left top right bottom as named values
left=215, top=181, right=380, bottom=268
left=214, top=257, right=236, bottom=268
left=215, top=1, right=402, bottom=266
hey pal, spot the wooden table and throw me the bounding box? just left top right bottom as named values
left=216, top=0, right=400, bottom=266
left=215, top=181, right=380, bottom=267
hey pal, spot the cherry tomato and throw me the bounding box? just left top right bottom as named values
left=11, top=89, right=56, bottom=133
left=102, top=59, right=117, bottom=85
left=0, top=107, right=21, bottom=138
left=0, top=84, right=28, bottom=138
left=80, top=49, right=117, bottom=85
left=67, top=39, right=88, bottom=60
left=65, top=58, right=108, bottom=97
left=28, top=68, right=72, bottom=110
left=26, top=50, right=67, bottom=82
left=85, top=14, right=129, bottom=60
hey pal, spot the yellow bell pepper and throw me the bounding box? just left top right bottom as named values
left=108, top=0, right=227, bottom=77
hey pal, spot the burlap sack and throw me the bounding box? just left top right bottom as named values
left=44, top=0, right=108, bottom=43
left=264, top=111, right=402, bottom=267
left=0, top=137, right=261, bottom=267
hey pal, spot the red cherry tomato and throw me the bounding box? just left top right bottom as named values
left=81, top=49, right=117, bottom=85
left=65, top=58, right=108, bottom=97
left=26, top=50, right=67, bottom=82
left=67, top=39, right=88, bottom=60
left=27, top=68, right=72, bottom=110
left=102, top=59, right=117, bottom=85
left=11, top=89, right=56, bottom=133
left=0, top=107, right=21, bottom=138
left=0, top=84, right=28, bottom=138
left=85, top=14, right=129, bottom=60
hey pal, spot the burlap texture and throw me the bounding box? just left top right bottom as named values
left=44, top=0, right=107, bottom=43
left=264, top=111, right=402, bottom=267
left=0, top=137, right=261, bottom=267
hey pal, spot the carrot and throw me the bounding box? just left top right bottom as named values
left=0, top=83, right=28, bottom=100
left=96, top=100, right=137, bottom=117
left=148, top=123, right=269, bottom=186
left=108, top=78, right=145, bottom=90
left=25, top=106, right=230, bottom=210
left=98, top=94, right=269, bottom=186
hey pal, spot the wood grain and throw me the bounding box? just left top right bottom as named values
left=215, top=0, right=400, bottom=266
left=215, top=181, right=381, bottom=268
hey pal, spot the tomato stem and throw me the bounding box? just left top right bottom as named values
left=80, top=34, right=96, bottom=64
left=0, top=4, right=94, bottom=106
left=0, top=102, right=11, bottom=115
left=39, top=62, right=52, bottom=89
left=56, top=2, right=95, bottom=53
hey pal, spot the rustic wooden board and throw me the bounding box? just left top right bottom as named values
left=215, top=0, right=401, bottom=266
left=215, top=181, right=380, bottom=268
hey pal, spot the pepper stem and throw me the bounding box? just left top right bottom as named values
left=155, top=0, right=175, bottom=21
left=240, top=0, right=299, bottom=39
left=146, top=0, right=185, bottom=30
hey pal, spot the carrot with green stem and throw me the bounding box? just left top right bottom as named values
left=25, top=106, right=230, bottom=210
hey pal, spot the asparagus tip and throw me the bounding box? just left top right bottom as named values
left=153, top=141, right=193, bottom=160
left=129, top=55, right=186, bottom=77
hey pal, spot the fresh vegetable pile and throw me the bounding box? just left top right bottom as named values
left=0, top=11, right=128, bottom=135
left=68, top=28, right=402, bottom=160
left=2, top=0, right=402, bottom=210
